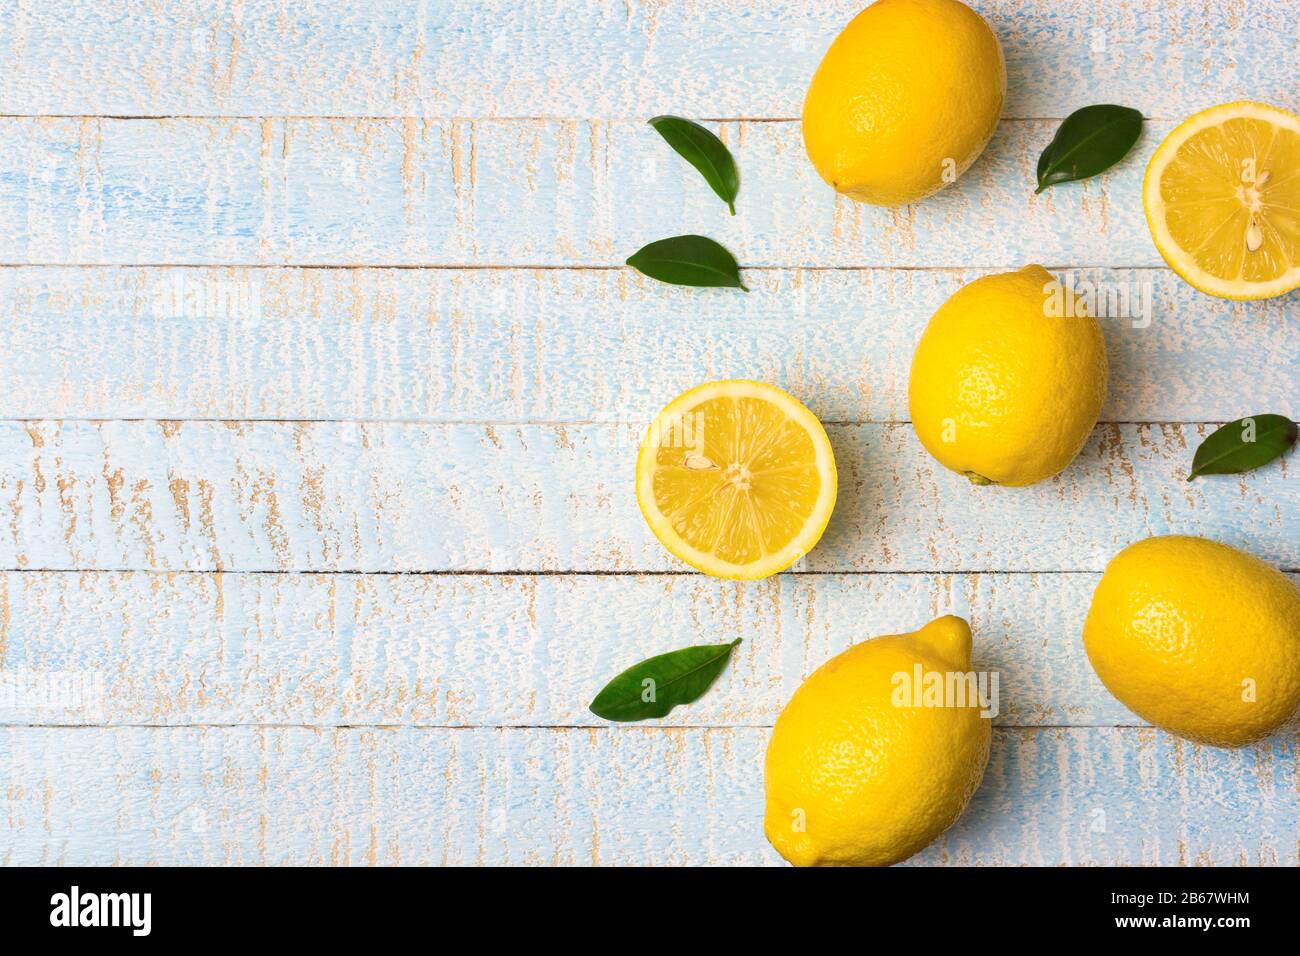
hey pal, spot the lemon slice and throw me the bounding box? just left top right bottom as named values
left=1143, top=101, right=1300, bottom=300
left=636, top=380, right=837, bottom=579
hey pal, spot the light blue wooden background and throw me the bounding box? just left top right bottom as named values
left=0, top=0, right=1297, bottom=866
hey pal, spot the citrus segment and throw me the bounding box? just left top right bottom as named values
left=1144, top=102, right=1300, bottom=299
left=636, top=381, right=836, bottom=579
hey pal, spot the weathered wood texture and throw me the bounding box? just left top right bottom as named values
left=2, top=266, right=1293, bottom=423
left=0, top=570, right=1197, bottom=726
left=2, top=726, right=1296, bottom=866
left=2, top=0, right=1296, bottom=867
left=0, top=1, right=1291, bottom=120
left=0, top=117, right=1167, bottom=266
left=2, top=420, right=1294, bottom=573
left=4, top=570, right=1300, bottom=728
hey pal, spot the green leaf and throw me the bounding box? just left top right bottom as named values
left=626, top=235, right=748, bottom=291
left=1035, top=105, right=1143, bottom=194
left=648, top=115, right=739, bottom=214
left=589, top=639, right=742, bottom=722
left=1188, top=414, right=1298, bottom=480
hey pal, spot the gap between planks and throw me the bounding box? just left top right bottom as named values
left=0, top=723, right=1162, bottom=731
left=5, top=568, right=1297, bottom=576
left=0, top=114, right=1129, bottom=123
left=0, top=418, right=1239, bottom=426
left=0, top=263, right=1182, bottom=271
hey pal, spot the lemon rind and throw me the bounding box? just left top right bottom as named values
left=635, top=380, right=838, bottom=580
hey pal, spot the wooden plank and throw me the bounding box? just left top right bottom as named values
left=1, top=726, right=1295, bottom=865
left=2, top=266, right=1293, bottom=423
left=0, top=569, right=1202, bottom=728
left=0, top=421, right=1294, bottom=573
left=0, top=1, right=1292, bottom=120
left=0, top=116, right=1169, bottom=267
left=5, top=569, right=1298, bottom=729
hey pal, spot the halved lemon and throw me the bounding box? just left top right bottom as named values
left=636, top=380, right=837, bottom=580
left=1144, top=101, right=1300, bottom=300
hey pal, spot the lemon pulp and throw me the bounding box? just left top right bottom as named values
left=635, top=380, right=836, bottom=579
left=1144, top=102, right=1300, bottom=299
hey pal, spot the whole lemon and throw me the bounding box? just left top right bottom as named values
left=1084, top=535, right=1300, bottom=747
left=908, top=265, right=1108, bottom=486
left=802, top=0, right=1005, bottom=206
left=764, top=615, right=991, bottom=866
